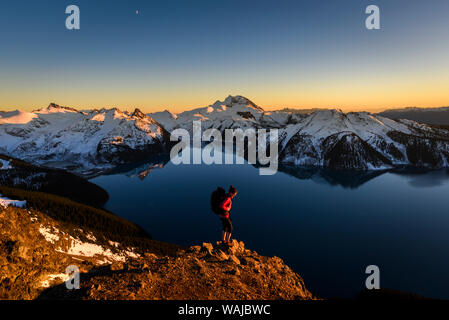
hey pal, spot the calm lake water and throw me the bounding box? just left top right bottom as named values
left=91, top=152, right=449, bottom=299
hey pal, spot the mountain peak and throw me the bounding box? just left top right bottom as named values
left=48, top=103, right=58, bottom=108
left=223, top=95, right=264, bottom=112
left=131, top=108, right=146, bottom=119
left=33, top=103, right=79, bottom=114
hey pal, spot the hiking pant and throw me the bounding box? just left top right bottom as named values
left=221, top=217, right=233, bottom=233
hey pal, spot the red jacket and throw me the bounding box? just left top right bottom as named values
left=220, top=194, right=232, bottom=218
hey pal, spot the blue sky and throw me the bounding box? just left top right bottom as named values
left=0, top=0, right=448, bottom=112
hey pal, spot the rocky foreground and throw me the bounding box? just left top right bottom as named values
left=0, top=206, right=315, bottom=300
left=41, top=241, right=315, bottom=300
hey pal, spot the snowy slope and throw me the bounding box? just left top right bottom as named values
left=0, top=194, right=26, bottom=208
left=0, top=110, right=38, bottom=124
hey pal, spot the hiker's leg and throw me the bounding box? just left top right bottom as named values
left=225, top=219, right=233, bottom=242
left=221, top=218, right=228, bottom=242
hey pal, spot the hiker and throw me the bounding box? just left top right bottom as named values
left=211, top=185, right=238, bottom=244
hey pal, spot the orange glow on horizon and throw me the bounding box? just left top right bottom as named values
left=1, top=96, right=449, bottom=114
left=1, top=77, right=448, bottom=114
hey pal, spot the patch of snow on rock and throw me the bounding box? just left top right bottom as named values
left=41, top=273, right=70, bottom=288
left=57, top=235, right=140, bottom=264
left=0, top=194, right=27, bottom=208
left=39, top=225, right=60, bottom=244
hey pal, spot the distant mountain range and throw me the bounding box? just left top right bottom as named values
left=1, top=97, right=449, bottom=174
left=271, top=106, right=449, bottom=126
left=377, top=107, right=449, bottom=126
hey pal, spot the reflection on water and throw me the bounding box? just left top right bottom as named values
left=278, top=165, right=387, bottom=189
left=106, top=155, right=170, bottom=180
left=105, top=155, right=449, bottom=189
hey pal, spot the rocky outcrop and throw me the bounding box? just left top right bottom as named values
left=0, top=207, right=90, bottom=299
left=0, top=201, right=181, bottom=300
left=40, top=241, right=315, bottom=300
left=0, top=205, right=315, bottom=300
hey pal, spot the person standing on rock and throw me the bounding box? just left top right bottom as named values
left=219, top=185, right=237, bottom=245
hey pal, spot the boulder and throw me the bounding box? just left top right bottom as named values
left=215, top=250, right=229, bottom=261
left=201, top=243, right=213, bottom=254
left=228, top=255, right=241, bottom=265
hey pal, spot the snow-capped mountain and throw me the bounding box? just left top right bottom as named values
left=151, top=96, right=449, bottom=170
left=0, top=103, right=172, bottom=174
left=278, top=109, right=449, bottom=170
left=149, top=95, right=305, bottom=133
left=2, top=97, right=449, bottom=173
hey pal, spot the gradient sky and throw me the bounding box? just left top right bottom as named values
left=1, top=0, right=449, bottom=113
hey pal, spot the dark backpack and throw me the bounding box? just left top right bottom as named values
left=211, top=187, right=226, bottom=215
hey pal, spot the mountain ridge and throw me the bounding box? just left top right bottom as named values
left=2, top=97, right=449, bottom=173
